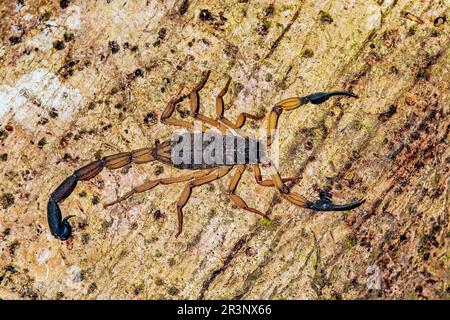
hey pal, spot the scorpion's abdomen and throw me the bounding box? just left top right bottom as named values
left=155, top=132, right=265, bottom=170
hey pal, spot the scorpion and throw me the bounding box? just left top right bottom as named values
left=47, top=71, right=364, bottom=241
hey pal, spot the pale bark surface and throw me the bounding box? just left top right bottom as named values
left=0, top=0, right=449, bottom=299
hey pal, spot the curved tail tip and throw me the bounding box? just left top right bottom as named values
left=307, top=198, right=365, bottom=212
left=346, top=92, right=359, bottom=99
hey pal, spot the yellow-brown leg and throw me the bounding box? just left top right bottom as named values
left=189, top=70, right=227, bottom=131
left=251, top=164, right=297, bottom=187
left=227, top=165, right=269, bottom=219
left=103, top=169, right=213, bottom=207
left=215, top=77, right=264, bottom=129
left=269, top=167, right=309, bottom=207
left=176, top=166, right=232, bottom=237
left=161, top=94, right=210, bottom=131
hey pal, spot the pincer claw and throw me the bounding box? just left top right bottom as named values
left=302, top=91, right=358, bottom=104
left=306, top=198, right=365, bottom=211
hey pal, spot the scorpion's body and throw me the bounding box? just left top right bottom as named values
left=47, top=71, right=364, bottom=241
left=158, top=132, right=266, bottom=170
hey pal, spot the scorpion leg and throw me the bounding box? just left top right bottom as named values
left=47, top=148, right=155, bottom=241
left=269, top=167, right=364, bottom=212
left=251, top=164, right=297, bottom=187
left=176, top=166, right=232, bottom=237
left=227, top=165, right=270, bottom=219
left=267, top=91, right=358, bottom=146
left=215, top=77, right=264, bottom=129
left=188, top=70, right=228, bottom=132
left=161, top=94, right=209, bottom=131
left=103, top=169, right=212, bottom=207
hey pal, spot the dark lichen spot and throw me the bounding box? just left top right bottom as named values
left=79, top=191, right=87, bottom=197
left=410, top=131, right=420, bottom=141
left=120, top=165, right=131, bottom=175
left=134, top=284, right=144, bottom=295
left=302, top=48, right=314, bottom=58
left=101, top=219, right=113, bottom=230
left=168, top=258, right=176, bottom=266
left=39, top=12, right=51, bottom=23
left=378, top=104, right=397, bottom=121
left=245, top=247, right=256, bottom=257
left=53, top=40, right=65, bottom=50
left=257, top=20, right=271, bottom=36
left=56, top=291, right=65, bottom=300
left=37, top=137, right=47, bottom=148
left=262, top=4, right=274, bottom=17
left=0, top=129, right=9, bottom=142
left=49, top=108, right=59, bottom=118
left=3, top=227, right=11, bottom=236
left=9, top=36, right=21, bottom=45
left=8, top=239, right=20, bottom=255
left=430, top=29, right=440, bottom=37
left=433, top=16, right=446, bottom=27
left=319, top=10, right=333, bottom=24
left=92, top=195, right=100, bottom=205
left=233, top=82, right=244, bottom=95
left=158, top=28, right=167, bottom=40
left=153, top=209, right=164, bottom=220
left=407, top=27, right=416, bottom=37
left=60, top=0, right=70, bottom=9
left=199, top=9, right=213, bottom=21
left=87, top=282, right=97, bottom=294
left=108, top=41, right=120, bottom=54
left=114, top=102, right=125, bottom=110
left=154, top=165, right=164, bottom=176
left=154, top=277, right=163, bottom=286
left=416, top=70, right=430, bottom=81
left=94, top=150, right=103, bottom=160
left=87, top=102, right=96, bottom=110
left=38, top=117, right=49, bottom=125
left=134, top=68, right=143, bottom=78
left=1, top=153, right=8, bottom=161
left=144, top=111, right=157, bottom=125
left=81, top=233, right=91, bottom=245
left=1, top=193, right=15, bottom=209
left=21, top=169, right=34, bottom=181
left=167, top=286, right=179, bottom=296
left=179, top=0, right=189, bottom=16
left=63, top=32, right=75, bottom=42
left=176, top=105, right=190, bottom=118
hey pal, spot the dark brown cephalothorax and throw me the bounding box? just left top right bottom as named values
left=153, top=132, right=266, bottom=170
left=47, top=70, right=364, bottom=241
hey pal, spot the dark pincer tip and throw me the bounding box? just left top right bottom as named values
left=303, top=91, right=358, bottom=104
left=306, top=198, right=365, bottom=212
